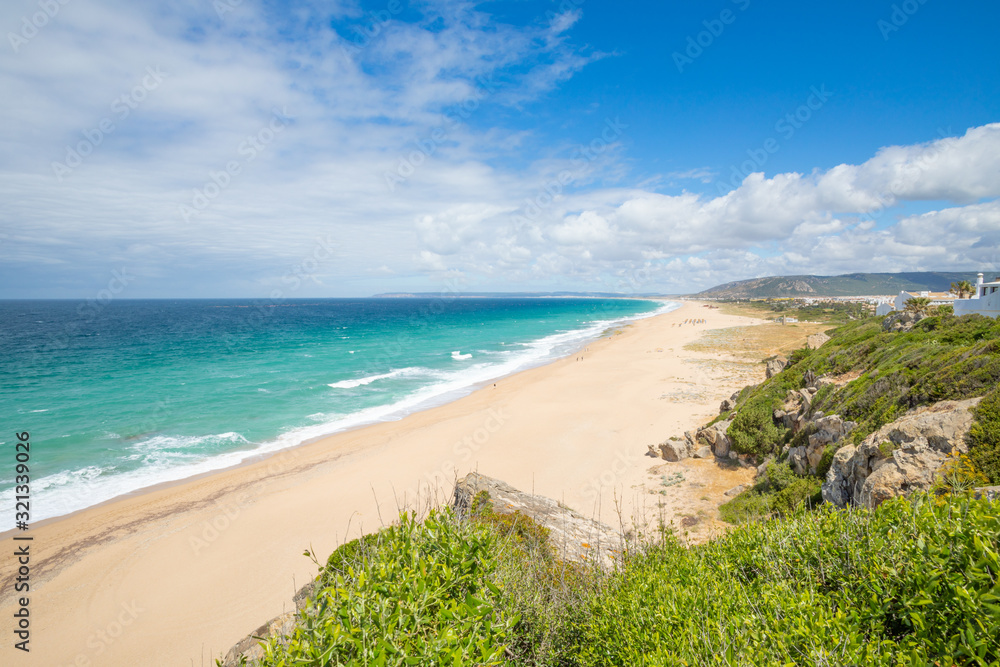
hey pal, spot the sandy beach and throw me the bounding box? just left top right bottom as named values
left=0, top=301, right=803, bottom=666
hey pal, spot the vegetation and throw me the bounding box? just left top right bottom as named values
left=717, top=313, right=1000, bottom=485
left=716, top=298, right=870, bottom=324
left=246, top=493, right=1000, bottom=666
left=952, top=280, right=976, bottom=299
left=229, top=310, right=1000, bottom=667
left=904, top=296, right=933, bottom=315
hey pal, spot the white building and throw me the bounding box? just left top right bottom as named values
left=875, top=302, right=895, bottom=316
left=893, top=289, right=958, bottom=311
left=954, top=273, right=1000, bottom=318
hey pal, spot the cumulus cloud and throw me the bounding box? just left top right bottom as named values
left=0, top=0, right=997, bottom=297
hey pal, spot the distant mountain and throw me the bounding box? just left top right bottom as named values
left=695, top=272, right=990, bottom=299
left=371, top=291, right=669, bottom=298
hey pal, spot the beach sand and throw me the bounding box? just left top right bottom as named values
left=0, top=301, right=811, bottom=666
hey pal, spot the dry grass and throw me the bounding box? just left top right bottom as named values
left=684, top=323, right=833, bottom=359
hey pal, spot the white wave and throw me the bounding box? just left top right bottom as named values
left=327, top=367, right=422, bottom=389
left=451, top=351, right=472, bottom=360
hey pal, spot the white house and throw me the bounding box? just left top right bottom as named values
left=875, top=302, right=895, bottom=316
left=954, top=273, right=1000, bottom=318
left=893, top=289, right=957, bottom=312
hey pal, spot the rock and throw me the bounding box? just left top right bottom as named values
left=693, top=445, right=713, bottom=459
left=788, top=446, right=809, bottom=476
left=453, top=473, right=624, bottom=567
left=683, top=431, right=698, bottom=455
left=806, top=332, right=831, bottom=349
left=802, top=370, right=818, bottom=388
left=221, top=611, right=299, bottom=667
left=658, top=439, right=688, bottom=462
left=821, top=398, right=982, bottom=509
left=821, top=445, right=857, bottom=507
left=719, top=398, right=736, bottom=413
left=882, top=311, right=925, bottom=333
left=646, top=444, right=660, bottom=458
left=974, top=486, right=1000, bottom=501
left=765, top=358, right=785, bottom=379
left=696, top=420, right=731, bottom=458
left=755, top=456, right=775, bottom=478
left=728, top=451, right=739, bottom=460
left=724, top=484, right=747, bottom=497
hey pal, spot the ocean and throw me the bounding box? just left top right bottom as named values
left=0, top=297, right=673, bottom=528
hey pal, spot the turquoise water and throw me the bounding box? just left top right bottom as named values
left=0, top=297, right=672, bottom=527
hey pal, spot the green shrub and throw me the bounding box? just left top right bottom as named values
left=968, top=386, right=1000, bottom=483
left=727, top=386, right=786, bottom=457
left=258, top=510, right=515, bottom=666
left=577, top=495, right=1000, bottom=666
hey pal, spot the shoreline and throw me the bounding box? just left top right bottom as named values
left=1, top=298, right=675, bottom=539
left=0, top=301, right=768, bottom=666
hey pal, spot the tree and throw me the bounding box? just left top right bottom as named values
left=950, top=280, right=975, bottom=298
left=904, top=296, right=932, bottom=315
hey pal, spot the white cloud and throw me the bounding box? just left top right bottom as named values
left=0, top=0, right=997, bottom=296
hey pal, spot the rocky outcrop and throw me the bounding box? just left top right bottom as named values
left=719, top=389, right=742, bottom=414
left=822, top=398, right=981, bottom=509
left=453, top=473, right=624, bottom=568
left=222, top=474, right=628, bottom=665
left=695, top=420, right=732, bottom=458
left=657, top=439, right=688, bottom=462
left=765, top=358, right=786, bottom=379
left=806, top=332, right=830, bottom=349
left=882, top=311, right=925, bottom=333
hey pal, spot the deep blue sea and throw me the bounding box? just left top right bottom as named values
left=0, top=297, right=672, bottom=527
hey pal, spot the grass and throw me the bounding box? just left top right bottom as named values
left=242, top=493, right=1000, bottom=666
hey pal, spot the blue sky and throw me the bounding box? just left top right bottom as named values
left=1, top=0, right=998, bottom=297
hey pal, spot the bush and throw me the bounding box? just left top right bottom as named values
left=258, top=510, right=515, bottom=666
left=967, top=386, right=1000, bottom=484
left=577, top=495, right=1000, bottom=666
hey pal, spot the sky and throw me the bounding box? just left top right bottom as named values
left=1, top=0, right=999, bottom=298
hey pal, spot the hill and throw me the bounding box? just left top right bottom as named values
left=695, top=271, right=986, bottom=299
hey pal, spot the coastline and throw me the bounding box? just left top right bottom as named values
left=2, top=297, right=672, bottom=532
left=0, top=301, right=768, bottom=666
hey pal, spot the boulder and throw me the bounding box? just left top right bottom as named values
left=692, top=445, right=713, bottom=459
left=658, top=439, right=688, bottom=462
left=453, top=473, right=624, bottom=567
left=724, top=484, right=747, bottom=497
left=802, top=369, right=818, bottom=388
left=788, top=446, right=809, bottom=476
left=719, top=397, right=736, bottom=413
left=696, top=420, right=731, bottom=458
left=974, top=486, right=1000, bottom=501
left=882, top=311, right=925, bottom=333
left=806, top=332, right=831, bottom=349
left=821, top=398, right=982, bottom=508
left=765, top=358, right=786, bottom=379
